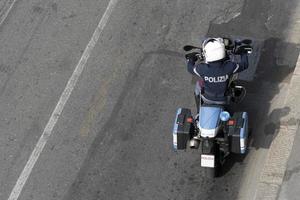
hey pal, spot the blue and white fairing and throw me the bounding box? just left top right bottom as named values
left=198, top=106, right=223, bottom=138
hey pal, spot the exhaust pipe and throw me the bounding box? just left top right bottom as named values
left=190, top=138, right=200, bottom=149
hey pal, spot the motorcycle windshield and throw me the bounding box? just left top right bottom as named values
left=198, top=106, right=223, bottom=129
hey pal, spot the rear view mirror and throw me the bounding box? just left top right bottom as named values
left=183, top=45, right=201, bottom=51
left=240, top=39, right=252, bottom=45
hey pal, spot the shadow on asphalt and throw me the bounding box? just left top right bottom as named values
left=204, top=0, right=300, bottom=199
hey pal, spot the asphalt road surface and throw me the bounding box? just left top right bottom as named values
left=0, top=0, right=299, bottom=200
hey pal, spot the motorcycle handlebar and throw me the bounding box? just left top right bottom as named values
left=184, top=38, right=252, bottom=61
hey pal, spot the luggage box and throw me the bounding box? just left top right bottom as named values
left=172, top=108, right=193, bottom=150
left=228, top=112, right=248, bottom=154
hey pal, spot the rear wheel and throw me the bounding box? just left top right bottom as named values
left=204, top=155, right=221, bottom=178
left=202, top=140, right=221, bottom=178
left=204, top=167, right=216, bottom=178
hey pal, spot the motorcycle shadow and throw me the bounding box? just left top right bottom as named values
left=218, top=153, right=246, bottom=177
left=217, top=128, right=254, bottom=177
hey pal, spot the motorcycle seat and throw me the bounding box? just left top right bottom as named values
left=201, top=95, right=230, bottom=105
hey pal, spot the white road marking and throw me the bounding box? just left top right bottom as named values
left=7, top=0, right=119, bottom=199
left=0, top=0, right=18, bottom=27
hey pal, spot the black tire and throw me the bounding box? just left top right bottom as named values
left=202, top=144, right=221, bottom=178
left=204, top=167, right=216, bottom=178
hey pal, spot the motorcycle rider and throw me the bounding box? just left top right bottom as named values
left=186, top=38, right=249, bottom=110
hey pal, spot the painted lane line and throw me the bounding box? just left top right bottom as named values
left=7, top=0, right=119, bottom=199
left=0, top=0, right=18, bottom=27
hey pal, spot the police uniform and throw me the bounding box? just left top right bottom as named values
left=187, top=53, right=248, bottom=102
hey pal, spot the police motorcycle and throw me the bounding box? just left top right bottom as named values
left=172, top=38, right=252, bottom=178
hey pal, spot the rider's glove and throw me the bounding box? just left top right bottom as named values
left=185, top=52, right=198, bottom=62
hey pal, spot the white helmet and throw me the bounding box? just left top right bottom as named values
left=202, top=38, right=225, bottom=62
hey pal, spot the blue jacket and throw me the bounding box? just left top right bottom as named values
left=187, top=53, right=248, bottom=101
